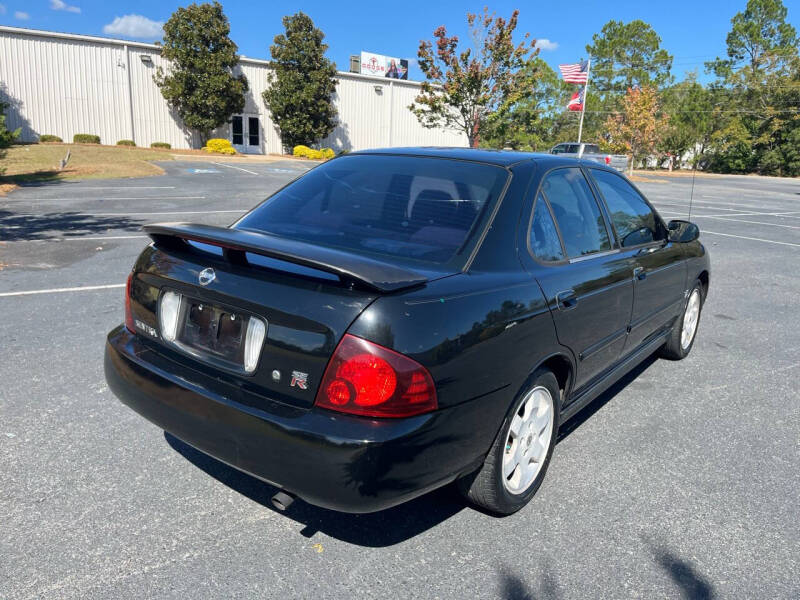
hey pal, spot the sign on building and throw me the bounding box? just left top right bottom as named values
left=359, top=51, right=409, bottom=80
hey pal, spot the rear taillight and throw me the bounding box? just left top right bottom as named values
left=315, top=334, right=437, bottom=418
left=124, top=272, right=135, bottom=333
left=604, top=155, right=611, bottom=165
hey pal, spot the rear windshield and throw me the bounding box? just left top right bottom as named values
left=235, top=154, right=509, bottom=266
left=583, top=144, right=600, bottom=154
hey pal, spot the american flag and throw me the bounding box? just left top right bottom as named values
left=559, top=60, right=590, bottom=84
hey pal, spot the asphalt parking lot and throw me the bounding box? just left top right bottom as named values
left=1, top=160, right=798, bottom=599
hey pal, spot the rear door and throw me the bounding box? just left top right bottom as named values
left=587, top=168, right=687, bottom=353
left=525, top=167, right=634, bottom=394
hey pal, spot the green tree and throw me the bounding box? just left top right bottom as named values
left=262, top=12, right=338, bottom=151
left=0, top=99, right=21, bottom=173
left=707, top=0, right=798, bottom=79
left=155, top=2, right=248, bottom=146
left=480, top=58, right=571, bottom=150
left=586, top=20, right=673, bottom=100
left=708, top=116, right=755, bottom=173
left=410, top=8, right=538, bottom=148
left=706, top=0, right=799, bottom=175
left=659, top=75, right=715, bottom=168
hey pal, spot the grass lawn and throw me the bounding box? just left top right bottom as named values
left=0, top=143, right=174, bottom=189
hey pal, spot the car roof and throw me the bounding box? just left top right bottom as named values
left=350, top=147, right=575, bottom=168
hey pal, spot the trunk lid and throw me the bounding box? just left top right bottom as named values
left=128, top=224, right=444, bottom=409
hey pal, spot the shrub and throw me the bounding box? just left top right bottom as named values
left=293, top=145, right=335, bottom=160
left=202, top=138, right=236, bottom=155
left=39, top=134, right=63, bottom=143
left=73, top=133, right=101, bottom=144
left=150, top=142, right=172, bottom=149
left=117, top=139, right=136, bottom=146
left=202, top=145, right=236, bottom=155
left=203, top=138, right=236, bottom=154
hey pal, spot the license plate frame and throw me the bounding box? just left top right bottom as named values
left=158, top=290, right=266, bottom=375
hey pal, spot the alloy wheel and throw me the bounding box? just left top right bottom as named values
left=502, top=386, right=554, bottom=494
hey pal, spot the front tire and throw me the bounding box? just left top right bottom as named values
left=458, top=369, right=560, bottom=515
left=660, top=279, right=704, bottom=360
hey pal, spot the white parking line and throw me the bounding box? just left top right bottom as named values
left=2, top=196, right=205, bottom=202
left=56, top=186, right=177, bottom=190
left=687, top=197, right=794, bottom=210
left=701, top=230, right=800, bottom=248
left=35, top=235, right=149, bottom=242
left=212, top=162, right=260, bottom=175
left=0, top=283, right=125, bottom=298
left=654, top=199, right=794, bottom=213
left=693, top=215, right=800, bottom=230
left=655, top=208, right=800, bottom=219
left=693, top=211, right=800, bottom=219
left=92, top=209, right=243, bottom=216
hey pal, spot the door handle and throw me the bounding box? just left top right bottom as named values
left=633, top=267, right=647, bottom=280
left=556, top=290, right=578, bottom=311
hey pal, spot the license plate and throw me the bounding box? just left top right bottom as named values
left=179, top=299, right=245, bottom=362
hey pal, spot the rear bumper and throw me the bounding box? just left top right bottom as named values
left=104, top=326, right=503, bottom=513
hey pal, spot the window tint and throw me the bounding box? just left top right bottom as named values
left=583, top=144, right=600, bottom=154
left=530, top=194, right=565, bottom=262
left=590, top=169, right=663, bottom=247
left=542, top=168, right=611, bottom=258
left=235, top=155, right=508, bottom=266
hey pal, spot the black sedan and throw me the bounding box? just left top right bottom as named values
left=105, top=148, right=709, bottom=515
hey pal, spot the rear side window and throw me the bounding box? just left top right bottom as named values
left=235, top=155, right=508, bottom=266
left=542, top=168, right=611, bottom=258
left=583, top=144, right=600, bottom=154
left=529, top=194, right=565, bottom=262
left=590, top=169, right=664, bottom=247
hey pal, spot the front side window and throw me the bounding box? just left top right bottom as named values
left=235, top=155, right=508, bottom=266
left=590, top=169, right=663, bottom=247
left=541, top=168, right=611, bottom=258
left=529, top=194, right=565, bottom=262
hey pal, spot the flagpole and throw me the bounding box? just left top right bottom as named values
left=576, top=58, right=591, bottom=156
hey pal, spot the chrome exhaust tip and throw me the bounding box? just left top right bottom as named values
left=271, top=490, right=296, bottom=511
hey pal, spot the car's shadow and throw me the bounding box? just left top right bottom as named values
left=165, top=354, right=660, bottom=547
left=164, top=431, right=466, bottom=546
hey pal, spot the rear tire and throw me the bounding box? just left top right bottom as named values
left=660, top=279, right=704, bottom=360
left=458, top=369, right=560, bottom=515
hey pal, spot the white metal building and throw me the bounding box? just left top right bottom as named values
left=0, top=25, right=466, bottom=153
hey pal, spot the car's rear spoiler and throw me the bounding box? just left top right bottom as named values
left=143, top=222, right=432, bottom=293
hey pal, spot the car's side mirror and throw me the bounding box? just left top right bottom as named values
left=667, top=220, right=700, bottom=243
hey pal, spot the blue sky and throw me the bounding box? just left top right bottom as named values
left=1, top=0, right=796, bottom=83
